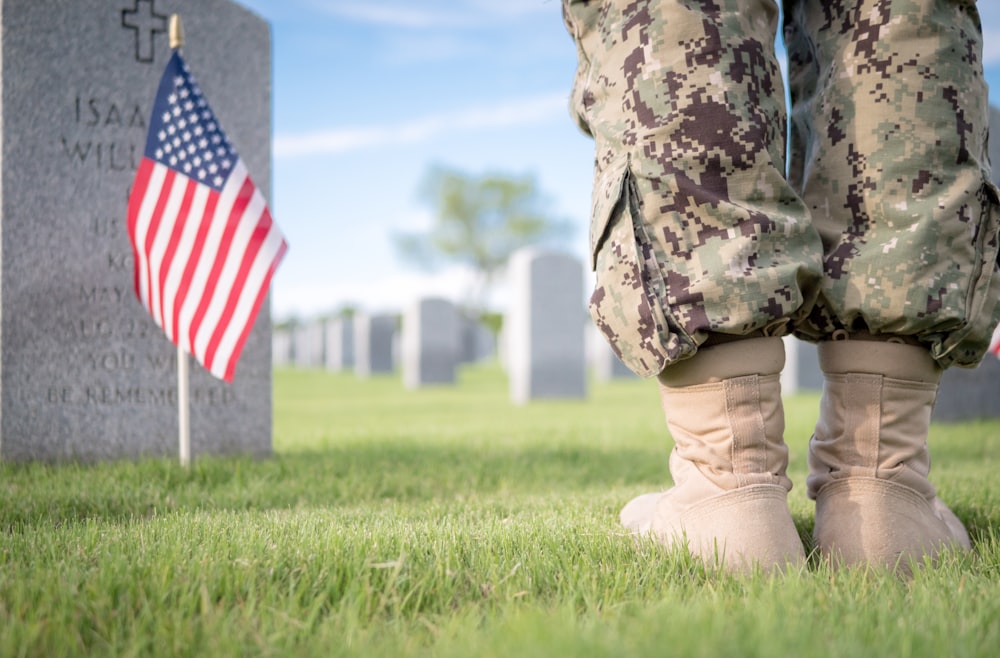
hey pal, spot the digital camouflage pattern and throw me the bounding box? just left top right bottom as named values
left=785, top=0, right=999, bottom=366
left=564, top=0, right=1000, bottom=375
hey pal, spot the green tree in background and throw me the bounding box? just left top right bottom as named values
left=393, top=165, right=574, bottom=318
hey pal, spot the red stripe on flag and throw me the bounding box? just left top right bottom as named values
left=187, top=174, right=256, bottom=351
left=142, top=168, right=177, bottom=322
left=127, top=159, right=156, bottom=241
left=222, top=235, right=287, bottom=382
left=127, top=158, right=157, bottom=303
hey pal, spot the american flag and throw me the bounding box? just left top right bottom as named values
left=990, top=322, right=1000, bottom=358
left=127, top=51, right=287, bottom=382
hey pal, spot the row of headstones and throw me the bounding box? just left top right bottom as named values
left=264, top=249, right=822, bottom=402
left=273, top=250, right=637, bottom=403
left=275, top=304, right=633, bottom=381
left=273, top=309, right=497, bottom=377
left=274, top=244, right=1000, bottom=419
left=277, top=300, right=812, bottom=401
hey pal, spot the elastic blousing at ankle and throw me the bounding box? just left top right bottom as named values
left=659, top=336, right=785, bottom=387
left=828, top=328, right=923, bottom=347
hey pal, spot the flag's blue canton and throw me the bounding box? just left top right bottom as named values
left=144, top=51, right=237, bottom=193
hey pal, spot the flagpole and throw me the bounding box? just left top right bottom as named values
left=129, top=13, right=287, bottom=464
left=169, top=14, right=191, bottom=468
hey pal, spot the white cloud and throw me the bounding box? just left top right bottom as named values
left=274, top=92, right=568, bottom=158
left=304, top=0, right=555, bottom=28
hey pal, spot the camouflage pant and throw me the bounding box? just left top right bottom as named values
left=564, top=0, right=1000, bottom=375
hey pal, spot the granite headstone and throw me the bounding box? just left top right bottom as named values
left=0, top=0, right=274, bottom=461
left=460, top=316, right=496, bottom=364
left=323, top=316, right=354, bottom=372
left=292, top=321, right=324, bottom=369
left=780, top=336, right=823, bottom=397
left=402, top=297, right=459, bottom=388
left=507, top=248, right=587, bottom=404
left=353, top=312, right=396, bottom=378
left=935, top=357, right=1000, bottom=421
left=272, top=328, right=292, bottom=367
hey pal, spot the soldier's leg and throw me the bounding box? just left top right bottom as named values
left=785, top=0, right=998, bottom=571
left=563, top=0, right=823, bottom=572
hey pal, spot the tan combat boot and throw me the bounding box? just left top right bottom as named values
left=808, top=338, right=971, bottom=573
left=620, top=337, right=806, bottom=573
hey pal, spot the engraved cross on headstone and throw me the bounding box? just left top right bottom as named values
left=121, top=0, right=167, bottom=63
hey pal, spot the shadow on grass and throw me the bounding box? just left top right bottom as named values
left=0, top=442, right=669, bottom=532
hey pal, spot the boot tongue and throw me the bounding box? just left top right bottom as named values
left=662, top=373, right=791, bottom=493
left=809, top=340, right=942, bottom=502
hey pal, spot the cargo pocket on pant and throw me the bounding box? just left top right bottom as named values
left=588, top=158, right=691, bottom=378
left=937, top=179, right=1000, bottom=366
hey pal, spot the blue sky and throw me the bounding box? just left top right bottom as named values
left=234, top=1, right=1000, bottom=321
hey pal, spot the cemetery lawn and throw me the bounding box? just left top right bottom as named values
left=2, top=365, right=999, bottom=657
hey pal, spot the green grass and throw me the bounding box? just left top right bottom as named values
left=2, top=364, right=999, bottom=657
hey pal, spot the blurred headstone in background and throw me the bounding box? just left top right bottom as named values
left=324, top=316, right=355, bottom=372
left=507, top=248, right=587, bottom=404
left=292, top=321, right=325, bottom=369
left=354, top=312, right=396, bottom=378
left=402, top=297, right=460, bottom=388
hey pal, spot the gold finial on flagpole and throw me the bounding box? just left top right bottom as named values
left=169, top=14, right=184, bottom=50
